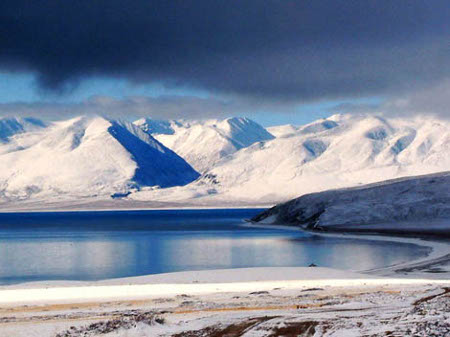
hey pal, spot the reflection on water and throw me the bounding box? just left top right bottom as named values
left=0, top=209, right=430, bottom=284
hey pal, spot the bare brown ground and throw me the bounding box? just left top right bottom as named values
left=266, top=321, right=318, bottom=337
left=0, top=288, right=401, bottom=325
left=170, top=318, right=322, bottom=337
left=173, top=303, right=325, bottom=315
left=0, top=298, right=155, bottom=315
left=413, top=287, right=450, bottom=305
left=171, top=316, right=277, bottom=337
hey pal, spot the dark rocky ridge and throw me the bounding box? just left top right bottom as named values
left=251, top=171, right=450, bottom=237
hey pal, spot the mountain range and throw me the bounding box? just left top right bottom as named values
left=0, top=113, right=448, bottom=209
left=196, top=113, right=449, bottom=203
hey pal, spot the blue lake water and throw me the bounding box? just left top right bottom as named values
left=0, top=209, right=430, bottom=284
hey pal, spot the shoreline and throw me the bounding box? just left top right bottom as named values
left=0, top=212, right=448, bottom=310
left=0, top=217, right=448, bottom=291
left=0, top=267, right=449, bottom=306
left=0, top=223, right=447, bottom=294
left=243, top=222, right=450, bottom=277
left=0, top=205, right=270, bottom=214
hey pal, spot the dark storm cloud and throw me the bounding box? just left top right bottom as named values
left=0, top=0, right=449, bottom=102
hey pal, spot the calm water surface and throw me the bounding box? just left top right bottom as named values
left=0, top=209, right=430, bottom=284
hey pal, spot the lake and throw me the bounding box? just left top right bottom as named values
left=0, top=208, right=430, bottom=284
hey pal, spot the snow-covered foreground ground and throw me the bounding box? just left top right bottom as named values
left=0, top=266, right=449, bottom=337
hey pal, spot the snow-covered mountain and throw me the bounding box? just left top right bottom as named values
left=0, top=113, right=448, bottom=209
left=251, top=171, right=450, bottom=236
left=194, top=114, right=450, bottom=203
left=134, top=117, right=275, bottom=172
left=0, top=117, right=46, bottom=143
left=0, top=116, right=199, bottom=201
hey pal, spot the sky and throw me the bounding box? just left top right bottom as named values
left=0, top=1, right=448, bottom=126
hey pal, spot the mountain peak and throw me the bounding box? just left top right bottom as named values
left=135, top=116, right=274, bottom=172
left=133, top=118, right=175, bottom=135
left=0, top=116, right=199, bottom=201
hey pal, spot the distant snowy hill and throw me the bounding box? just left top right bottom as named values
left=0, top=117, right=46, bottom=143
left=194, top=114, right=450, bottom=203
left=134, top=117, right=274, bottom=172
left=251, top=171, right=450, bottom=236
left=0, top=116, right=199, bottom=201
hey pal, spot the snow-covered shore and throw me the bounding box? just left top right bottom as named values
left=0, top=268, right=381, bottom=305
left=2, top=267, right=449, bottom=306
left=244, top=222, right=450, bottom=278
left=0, top=267, right=449, bottom=337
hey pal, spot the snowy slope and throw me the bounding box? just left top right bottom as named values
left=0, top=117, right=46, bottom=143
left=251, top=171, right=450, bottom=236
left=196, top=114, right=450, bottom=203
left=266, top=124, right=299, bottom=138
left=134, top=117, right=274, bottom=172
left=0, top=116, right=199, bottom=201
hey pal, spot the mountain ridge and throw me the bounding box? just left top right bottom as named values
left=195, top=113, right=449, bottom=202
left=0, top=116, right=199, bottom=202
left=251, top=170, right=450, bottom=237
left=134, top=117, right=275, bottom=172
